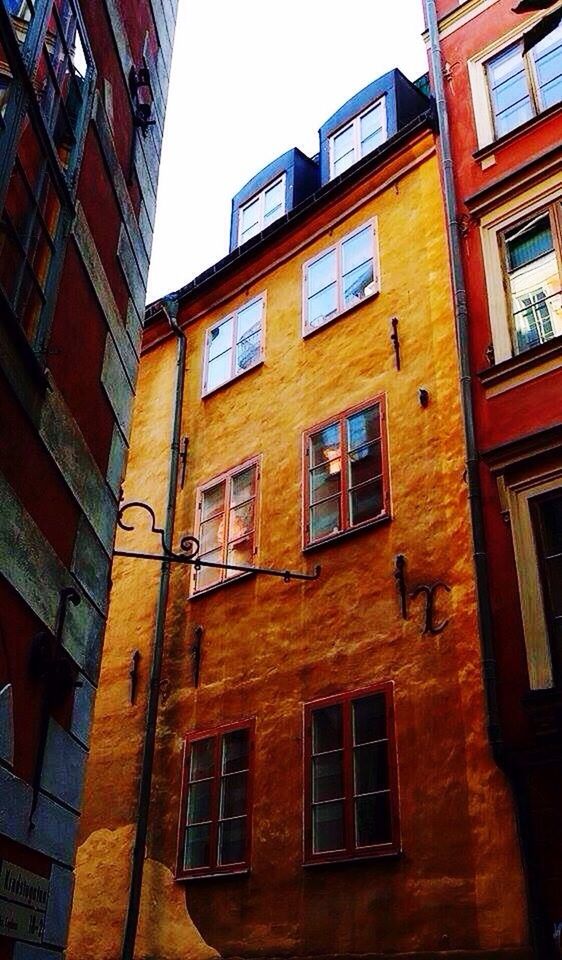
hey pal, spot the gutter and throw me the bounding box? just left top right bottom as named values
left=121, top=297, right=186, bottom=960
left=422, top=1, right=548, bottom=956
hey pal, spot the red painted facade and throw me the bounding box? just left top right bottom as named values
left=425, top=0, right=562, bottom=954
left=0, top=0, right=176, bottom=956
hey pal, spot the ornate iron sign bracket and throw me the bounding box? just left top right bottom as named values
left=410, top=581, right=451, bottom=635
left=114, top=501, right=321, bottom=584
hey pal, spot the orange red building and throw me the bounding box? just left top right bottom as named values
left=70, top=71, right=532, bottom=959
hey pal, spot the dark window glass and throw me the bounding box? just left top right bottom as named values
left=533, top=492, right=562, bottom=678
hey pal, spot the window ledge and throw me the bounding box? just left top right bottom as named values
left=202, top=359, right=264, bottom=399
left=303, top=513, right=390, bottom=553
left=477, top=336, right=562, bottom=395
left=473, top=102, right=562, bottom=162
left=189, top=569, right=256, bottom=601
left=303, top=846, right=402, bottom=867
left=303, top=290, right=378, bottom=340
left=175, top=867, right=250, bottom=882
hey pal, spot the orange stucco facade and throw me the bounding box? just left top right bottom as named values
left=69, top=125, right=531, bottom=959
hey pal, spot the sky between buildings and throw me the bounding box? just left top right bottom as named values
left=146, top=0, right=429, bottom=304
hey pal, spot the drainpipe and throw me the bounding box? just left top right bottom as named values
left=121, top=296, right=186, bottom=960
left=422, top=2, right=547, bottom=956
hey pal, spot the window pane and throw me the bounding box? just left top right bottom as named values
left=201, top=481, right=225, bottom=520
left=347, top=405, right=381, bottom=448
left=226, top=537, right=253, bottom=573
left=220, top=772, right=247, bottom=818
left=360, top=103, right=385, bottom=155
left=536, top=494, right=562, bottom=554
left=190, top=738, right=215, bottom=781
left=184, top=823, right=211, bottom=869
left=355, top=793, right=391, bottom=847
left=312, top=704, right=343, bottom=753
left=307, top=285, right=338, bottom=328
left=218, top=817, right=246, bottom=864
left=313, top=801, right=345, bottom=853
left=308, top=249, right=337, bottom=297
left=313, top=752, right=344, bottom=802
left=310, top=462, right=342, bottom=504
left=208, top=318, right=233, bottom=360
left=309, top=423, right=341, bottom=467
left=354, top=741, right=389, bottom=794
left=349, top=441, right=382, bottom=489
left=236, top=301, right=262, bottom=373
left=222, top=728, right=249, bottom=774
left=196, top=549, right=222, bottom=591
left=533, top=21, right=562, bottom=110
left=332, top=124, right=354, bottom=162
left=187, top=780, right=212, bottom=824
left=310, top=497, right=341, bottom=540
left=240, top=197, right=260, bottom=241
left=487, top=45, right=533, bottom=136
left=504, top=214, right=561, bottom=353
left=231, top=466, right=256, bottom=506
left=207, top=352, right=232, bottom=391
left=264, top=179, right=284, bottom=223
left=342, top=227, right=372, bottom=276
left=199, top=514, right=224, bottom=554
left=349, top=479, right=384, bottom=524
left=228, top=500, right=254, bottom=543
left=353, top=693, right=386, bottom=744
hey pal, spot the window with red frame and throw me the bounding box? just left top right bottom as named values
left=304, top=398, right=388, bottom=546
left=304, top=684, right=399, bottom=864
left=193, top=458, right=258, bottom=593
left=177, top=722, right=254, bottom=878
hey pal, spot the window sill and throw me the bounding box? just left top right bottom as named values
left=473, top=101, right=562, bottom=162
left=202, top=359, right=263, bottom=399
left=303, top=290, right=378, bottom=341
left=189, top=569, right=256, bottom=600
left=303, top=845, right=401, bottom=867
left=477, top=335, right=562, bottom=397
left=303, top=513, right=390, bottom=553
left=175, top=867, right=250, bottom=882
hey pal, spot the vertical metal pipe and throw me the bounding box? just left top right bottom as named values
left=422, top=2, right=547, bottom=954
left=121, top=299, right=185, bottom=960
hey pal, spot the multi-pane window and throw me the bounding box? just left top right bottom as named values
left=532, top=490, right=562, bottom=682
left=177, top=722, right=253, bottom=878
left=303, top=222, right=377, bottom=333
left=203, top=296, right=264, bottom=393
left=329, top=99, right=387, bottom=179
left=193, top=459, right=258, bottom=594
left=501, top=203, right=562, bottom=354
left=304, top=685, right=399, bottom=864
left=238, top=175, right=286, bottom=245
left=486, top=21, right=562, bottom=138
left=304, top=398, right=388, bottom=547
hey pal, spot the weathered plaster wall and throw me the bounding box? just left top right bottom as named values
left=71, top=132, right=530, bottom=959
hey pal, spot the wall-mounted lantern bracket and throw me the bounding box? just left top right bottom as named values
left=114, top=501, right=321, bottom=583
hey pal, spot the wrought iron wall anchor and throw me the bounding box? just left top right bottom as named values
left=191, top=626, right=203, bottom=687
left=409, top=581, right=451, bottom=635
left=390, top=316, right=401, bottom=371
left=129, top=650, right=140, bottom=704
left=115, top=501, right=321, bottom=583
left=393, top=554, right=408, bottom=619
left=28, top=587, right=81, bottom=827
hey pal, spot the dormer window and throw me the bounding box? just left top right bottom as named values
left=329, top=99, right=387, bottom=180
left=238, top=175, right=286, bottom=245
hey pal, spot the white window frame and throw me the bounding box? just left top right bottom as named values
left=328, top=98, right=387, bottom=181
left=301, top=219, right=379, bottom=337
left=504, top=467, right=562, bottom=690
left=480, top=179, right=562, bottom=363
left=237, top=175, right=286, bottom=246
left=202, top=294, right=265, bottom=396
left=469, top=9, right=562, bottom=149
left=191, top=456, right=261, bottom=596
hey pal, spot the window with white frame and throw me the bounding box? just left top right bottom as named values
left=193, top=459, right=259, bottom=594
left=203, top=296, right=264, bottom=394
left=329, top=99, right=387, bottom=180
left=500, top=202, right=562, bottom=355
left=484, top=18, right=562, bottom=139
left=238, top=176, right=286, bottom=245
left=303, top=222, right=377, bottom=334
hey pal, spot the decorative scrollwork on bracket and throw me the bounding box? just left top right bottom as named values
left=117, top=501, right=200, bottom=560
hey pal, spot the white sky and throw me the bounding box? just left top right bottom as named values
left=146, top=0, right=428, bottom=304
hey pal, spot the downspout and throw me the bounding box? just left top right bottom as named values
left=422, top=2, right=546, bottom=956
left=121, top=296, right=186, bottom=960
